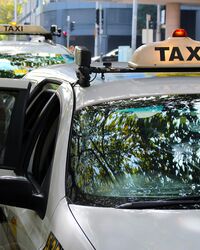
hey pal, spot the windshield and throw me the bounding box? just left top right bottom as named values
left=68, top=94, right=200, bottom=207
left=0, top=52, right=74, bottom=78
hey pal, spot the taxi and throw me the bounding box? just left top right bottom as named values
left=0, top=29, right=200, bottom=249
left=0, top=23, right=74, bottom=78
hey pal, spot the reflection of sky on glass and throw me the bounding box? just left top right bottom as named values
left=0, top=59, right=16, bottom=70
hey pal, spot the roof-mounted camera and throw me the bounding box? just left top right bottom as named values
left=74, top=46, right=135, bottom=87
left=75, top=46, right=92, bottom=87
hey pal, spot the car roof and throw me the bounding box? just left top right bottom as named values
left=75, top=75, right=200, bottom=109
left=24, top=63, right=200, bottom=110
left=0, top=40, right=71, bottom=54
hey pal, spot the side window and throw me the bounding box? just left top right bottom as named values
left=23, top=81, right=60, bottom=186
left=31, top=96, right=60, bottom=185
left=0, top=87, right=29, bottom=170
left=0, top=92, right=15, bottom=164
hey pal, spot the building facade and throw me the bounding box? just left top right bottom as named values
left=18, top=0, right=200, bottom=55
left=18, top=0, right=132, bottom=55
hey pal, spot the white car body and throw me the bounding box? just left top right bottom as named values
left=0, top=40, right=72, bottom=55
left=1, top=25, right=200, bottom=248
left=0, top=62, right=199, bottom=249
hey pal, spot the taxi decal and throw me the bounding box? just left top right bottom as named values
left=4, top=25, right=24, bottom=32
left=43, top=232, right=63, bottom=250
left=155, top=46, right=200, bottom=61
left=0, top=24, right=50, bottom=35
left=128, top=28, right=200, bottom=68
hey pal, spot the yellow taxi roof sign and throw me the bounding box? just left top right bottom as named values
left=128, top=29, right=200, bottom=68
left=0, top=24, right=50, bottom=35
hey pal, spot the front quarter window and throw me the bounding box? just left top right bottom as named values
left=0, top=91, right=16, bottom=164
left=68, top=94, right=200, bottom=207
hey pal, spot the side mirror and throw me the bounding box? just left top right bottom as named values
left=0, top=176, right=46, bottom=218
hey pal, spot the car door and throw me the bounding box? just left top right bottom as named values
left=0, top=78, right=31, bottom=249
left=0, top=78, right=62, bottom=249
left=0, top=78, right=31, bottom=172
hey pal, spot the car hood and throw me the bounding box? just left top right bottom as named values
left=70, top=205, right=200, bottom=250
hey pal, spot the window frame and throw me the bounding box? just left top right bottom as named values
left=21, top=79, right=61, bottom=193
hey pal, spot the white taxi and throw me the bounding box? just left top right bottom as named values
left=0, top=29, right=200, bottom=249
left=0, top=24, right=74, bottom=78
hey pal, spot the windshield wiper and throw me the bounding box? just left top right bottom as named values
left=116, top=197, right=200, bottom=209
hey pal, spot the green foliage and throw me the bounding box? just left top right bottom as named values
left=0, top=0, right=23, bottom=24
left=0, top=35, right=6, bottom=41
left=0, top=70, right=15, bottom=78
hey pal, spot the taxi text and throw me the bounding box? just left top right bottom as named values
left=155, top=46, right=200, bottom=61
left=3, top=25, right=24, bottom=32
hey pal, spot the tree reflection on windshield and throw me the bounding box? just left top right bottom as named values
left=0, top=53, right=73, bottom=78
left=68, top=94, right=200, bottom=207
